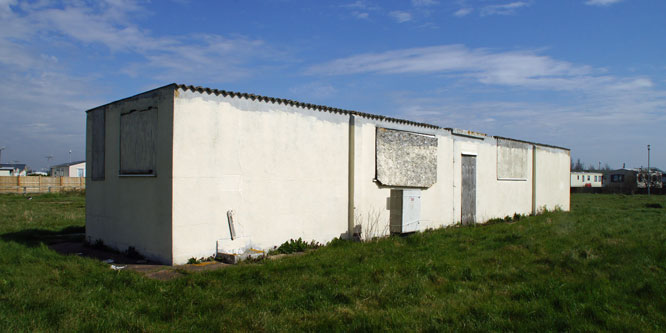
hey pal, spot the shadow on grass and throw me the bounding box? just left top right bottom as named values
left=0, top=226, right=85, bottom=246
left=0, top=226, right=166, bottom=268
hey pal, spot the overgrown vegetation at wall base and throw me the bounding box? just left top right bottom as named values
left=270, top=237, right=322, bottom=255
left=0, top=193, right=664, bottom=331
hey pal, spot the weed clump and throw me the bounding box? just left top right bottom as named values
left=484, top=213, right=524, bottom=226
left=271, top=238, right=321, bottom=255
left=485, top=217, right=504, bottom=225
left=187, top=256, right=216, bottom=264
left=88, top=238, right=112, bottom=252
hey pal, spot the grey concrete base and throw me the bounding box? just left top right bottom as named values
left=217, top=248, right=265, bottom=264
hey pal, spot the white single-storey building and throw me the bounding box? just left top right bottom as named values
left=50, top=161, right=86, bottom=177
left=86, top=84, right=570, bottom=265
left=0, top=164, right=27, bottom=177
left=571, top=171, right=603, bottom=188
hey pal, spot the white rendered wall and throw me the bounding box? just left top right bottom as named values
left=349, top=122, right=549, bottom=232
left=451, top=136, right=533, bottom=223
left=68, top=162, right=86, bottom=177
left=535, top=146, right=571, bottom=211
left=350, top=118, right=454, bottom=239
left=481, top=138, right=533, bottom=221
left=86, top=85, right=571, bottom=265
left=86, top=87, right=174, bottom=264
left=171, top=90, right=350, bottom=264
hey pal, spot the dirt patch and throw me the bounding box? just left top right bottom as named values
left=49, top=241, right=230, bottom=280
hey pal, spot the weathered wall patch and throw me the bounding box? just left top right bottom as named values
left=375, top=127, right=437, bottom=188
left=120, top=107, right=158, bottom=175
left=89, top=109, right=105, bottom=180
left=497, top=138, right=528, bottom=180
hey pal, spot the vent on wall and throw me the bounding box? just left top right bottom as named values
left=389, top=189, right=421, bottom=234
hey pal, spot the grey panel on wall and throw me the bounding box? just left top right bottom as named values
left=120, top=107, right=157, bottom=175
left=461, top=155, right=476, bottom=225
left=376, top=127, right=437, bottom=188
left=90, top=109, right=105, bottom=180
left=497, top=138, right=529, bottom=180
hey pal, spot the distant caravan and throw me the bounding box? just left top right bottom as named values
left=570, top=171, right=603, bottom=193
left=601, top=169, right=663, bottom=194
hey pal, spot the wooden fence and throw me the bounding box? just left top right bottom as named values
left=0, top=176, right=85, bottom=194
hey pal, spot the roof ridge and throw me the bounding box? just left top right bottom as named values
left=50, top=160, right=85, bottom=168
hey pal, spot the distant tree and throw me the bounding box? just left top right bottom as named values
left=572, top=159, right=585, bottom=171
left=601, top=163, right=612, bottom=171
left=588, top=164, right=597, bottom=171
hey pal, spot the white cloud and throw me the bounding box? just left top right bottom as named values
left=352, top=11, right=369, bottom=19
left=306, top=44, right=654, bottom=95
left=0, top=66, right=102, bottom=169
left=0, top=1, right=273, bottom=82
left=480, top=1, right=530, bottom=16
left=390, top=87, right=666, bottom=169
left=585, top=0, right=623, bottom=6
left=341, top=1, right=380, bottom=20
left=608, top=77, right=653, bottom=90
left=341, top=1, right=369, bottom=9
left=289, top=82, right=337, bottom=99
left=389, top=10, right=412, bottom=23
left=0, top=0, right=277, bottom=169
left=454, top=8, right=473, bottom=17
left=412, top=0, right=438, bottom=7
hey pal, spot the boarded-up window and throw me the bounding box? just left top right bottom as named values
left=120, top=107, right=157, bottom=175
left=90, top=109, right=105, bottom=180
left=497, top=139, right=528, bottom=180
left=375, top=128, right=437, bottom=188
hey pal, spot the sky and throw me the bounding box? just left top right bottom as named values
left=0, top=0, right=665, bottom=171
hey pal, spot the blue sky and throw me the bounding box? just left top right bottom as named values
left=1, top=0, right=665, bottom=171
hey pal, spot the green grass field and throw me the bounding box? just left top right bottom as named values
left=0, top=192, right=664, bottom=331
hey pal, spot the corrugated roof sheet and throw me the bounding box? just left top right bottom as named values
left=0, top=163, right=26, bottom=170
left=87, top=83, right=570, bottom=151
left=50, top=161, right=85, bottom=168
left=175, top=84, right=440, bottom=130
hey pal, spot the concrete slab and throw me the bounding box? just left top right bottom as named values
left=217, top=248, right=265, bottom=264
left=48, top=241, right=231, bottom=280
